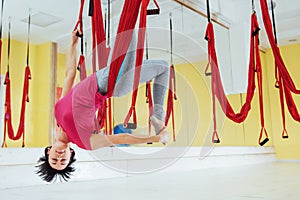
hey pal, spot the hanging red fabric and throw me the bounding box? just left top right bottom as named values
left=205, top=22, right=255, bottom=123
left=165, top=64, right=176, bottom=141
left=107, top=98, right=113, bottom=135
left=78, top=55, right=87, bottom=80
left=259, top=0, right=300, bottom=94
left=259, top=0, right=300, bottom=129
left=73, top=0, right=84, bottom=33
left=92, top=0, right=109, bottom=70
left=88, top=0, right=112, bottom=132
left=2, top=66, right=31, bottom=147
left=205, top=13, right=268, bottom=145
left=254, top=15, right=269, bottom=145
left=107, top=0, right=143, bottom=97
left=278, top=76, right=289, bottom=138
left=123, top=0, right=150, bottom=128
left=146, top=81, right=154, bottom=135
left=74, top=0, right=87, bottom=81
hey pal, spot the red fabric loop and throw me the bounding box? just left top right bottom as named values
left=258, top=127, right=269, bottom=144
left=212, top=130, right=220, bottom=143
left=281, top=129, right=288, bottom=139
left=78, top=55, right=87, bottom=81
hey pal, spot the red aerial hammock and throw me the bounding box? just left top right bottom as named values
left=259, top=0, right=300, bottom=95
left=121, top=0, right=175, bottom=133
left=90, top=0, right=110, bottom=71
left=74, top=0, right=87, bottom=81
left=101, top=0, right=175, bottom=136
left=205, top=0, right=269, bottom=145
left=164, top=12, right=177, bottom=141
left=114, top=0, right=150, bottom=129
left=90, top=0, right=113, bottom=134
left=2, top=16, right=32, bottom=147
left=145, top=30, right=154, bottom=138
left=75, top=0, right=174, bottom=137
left=259, top=0, right=300, bottom=140
left=144, top=10, right=177, bottom=141
left=72, top=0, right=111, bottom=134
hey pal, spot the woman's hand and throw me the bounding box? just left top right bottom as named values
left=71, top=30, right=82, bottom=46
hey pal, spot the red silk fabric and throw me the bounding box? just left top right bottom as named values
left=2, top=66, right=31, bottom=147
left=205, top=13, right=268, bottom=144
left=259, top=0, right=300, bottom=124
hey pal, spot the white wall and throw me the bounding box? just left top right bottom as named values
left=229, top=22, right=251, bottom=94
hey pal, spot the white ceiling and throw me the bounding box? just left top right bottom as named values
left=0, top=0, right=300, bottom=62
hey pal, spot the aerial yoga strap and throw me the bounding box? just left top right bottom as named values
left=144, top=1, right=161, bottom=137
left=91, top=0, right=113, bottom=134
left=165, top=13, right=177, bottom=141
left=146, top=0, right=160, bottom=15
left=205, top=0, right=268, bottom=145
left=91, top=0, right=110, bottom=71
left=2, top=16, right=32, bottom=147
left=82, top=0, right=112, bottom=134
left=123, top=0, right=165, bottom=131
left=260, top=0, right=300, bottom=137
left=123, top=0, right=150, bottom=128
left=146, top=82, right=154, bottom=135
left=269, top=0, right=287, bottom=139
left=106, top=0, right=143, bottom=96
left=74, top=0, right=87, bottom=81
left=259, top=0, right=300, bottom=94
left=144, top=34, right=154, bottom=136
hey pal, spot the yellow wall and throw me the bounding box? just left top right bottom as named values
left=0, top=39, right=52, bottom=147
left=57, top=53, right=67, bottom=87
left=264, top=43, right=300, bottom=160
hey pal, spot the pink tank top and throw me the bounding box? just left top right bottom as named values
left=54, top=74, right=107, bottom=150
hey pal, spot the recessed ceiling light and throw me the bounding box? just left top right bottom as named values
left=21, top=12, right=63, bottom=28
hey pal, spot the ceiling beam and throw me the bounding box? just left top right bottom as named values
left=173, top=0, right=230, bottom=29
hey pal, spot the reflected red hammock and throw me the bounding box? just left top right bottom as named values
left=205, top=13, right=269, bottom=145
left=2, top=67, right=31, bottom=147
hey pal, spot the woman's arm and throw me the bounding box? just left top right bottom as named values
left=90, top=133, right=160, bottom=150
left=60, top=31, right=80, bottom=98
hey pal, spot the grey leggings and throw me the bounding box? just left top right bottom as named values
left=96, top=60, right=170, bottom=121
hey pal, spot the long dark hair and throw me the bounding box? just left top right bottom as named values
left=35, top=146, right=76, bottom=182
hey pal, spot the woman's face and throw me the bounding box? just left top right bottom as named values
left=47, top=141, right=72, bottom=170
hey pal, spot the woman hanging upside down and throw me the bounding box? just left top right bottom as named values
left=36, top=30, right=170, bottom=182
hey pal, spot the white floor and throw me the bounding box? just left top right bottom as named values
left=1, top=162, right=300, bottom=200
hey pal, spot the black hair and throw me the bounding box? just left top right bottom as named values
left=35, top=146, right=76, bottom=182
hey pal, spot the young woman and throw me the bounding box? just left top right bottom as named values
left=36, top=30, right=170, bottom=182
